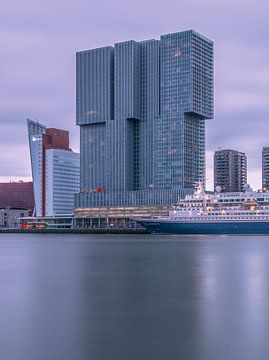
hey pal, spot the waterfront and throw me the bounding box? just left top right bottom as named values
left=0, top=234, right=269, bottom=360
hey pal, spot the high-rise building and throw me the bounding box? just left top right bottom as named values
left=75, top=30, right=214, bottom=211
left=45, top=149, right=80, bottom=216
left=27, top=120, right=80, bottom=216
left=214, top=149, right=247, bottom=193
left=262, top=147, right=269, bottom=191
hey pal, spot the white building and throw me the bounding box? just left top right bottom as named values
left=45, top=149, right=80, bottom=216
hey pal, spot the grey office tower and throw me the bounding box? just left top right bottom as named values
left=262, top=147, right=269, bottom=191
left=75, top=30, right=214, bottom=209
left=214, top=149, right=247, bottom=193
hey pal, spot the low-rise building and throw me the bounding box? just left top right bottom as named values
left=0, top=208, right=29, bottom=228
left=0, top=181, right=34, bottom=214
left=19, top=215, right=73, bottom=229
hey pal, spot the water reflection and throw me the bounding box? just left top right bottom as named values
left=196, top=237, right=269, bottom=360
left=0, top=234, right=269, bottom=359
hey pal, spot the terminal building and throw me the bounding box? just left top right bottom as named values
left=214, top=149, right=247, bottom=193
left=27, top=120, right=80, bottom=217
left=74, top=30, right=214, bottom=227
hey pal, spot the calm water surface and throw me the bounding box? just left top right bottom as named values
left=0, top=233, right=269, bottom=360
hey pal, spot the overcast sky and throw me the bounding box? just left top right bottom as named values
left=1, top=0, right=268, bottom=190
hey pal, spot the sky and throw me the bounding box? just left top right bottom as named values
left=0, top=0, right=269, bottom=190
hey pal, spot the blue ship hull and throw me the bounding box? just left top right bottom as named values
left=137, top=220, right=269, bottom=235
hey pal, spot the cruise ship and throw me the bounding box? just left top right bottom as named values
left=135, top=183, right=269, bottom=234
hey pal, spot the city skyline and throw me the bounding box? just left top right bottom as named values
left=1, top=0, right=269, bottom=190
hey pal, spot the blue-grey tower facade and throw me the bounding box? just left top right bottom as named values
left=75, top=30, right=214, bottom=209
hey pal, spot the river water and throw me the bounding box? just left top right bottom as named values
left=0, top=233, right=269, bottom=360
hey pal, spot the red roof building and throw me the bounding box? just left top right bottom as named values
left=0, top=181, right=34, bottom=214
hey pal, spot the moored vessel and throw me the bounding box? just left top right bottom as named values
left=135, top=183, right=269, bottom=234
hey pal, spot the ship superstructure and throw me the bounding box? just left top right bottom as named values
left=136, top=183, right=269, bottom=234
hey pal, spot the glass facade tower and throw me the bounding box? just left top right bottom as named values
left=28, top=119, right=80, bottom=216
left=75, top=30, right=214, bottom=208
